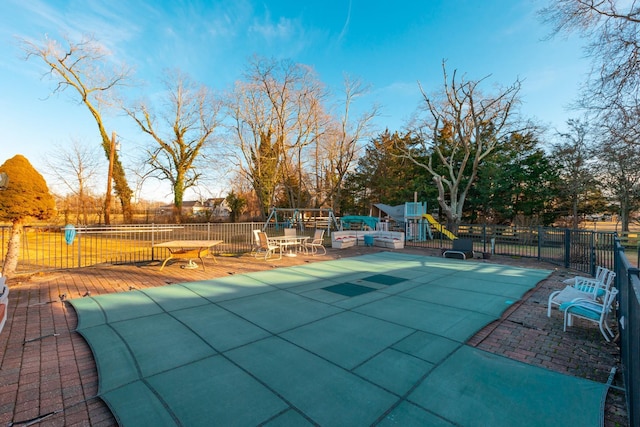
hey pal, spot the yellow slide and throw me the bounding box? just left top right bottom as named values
left=422, top=214, right=457, bottom=240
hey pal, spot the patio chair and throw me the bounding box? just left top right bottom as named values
left=251, top=229, right=262, bottom=255
left=547, top=269, right=615, bottom=317
left=442, top=238, right=475, bottom=260
left=254, top=231, right=282, bottom=260
left=284, top=228, right=296, bottom=237
left=561, top=287, right=619, bottom=342
left=0, top=276, right=8, bottom=335
left=562, top=265, right=608, bottom=286
left=304, top=229, right=326, bottom=256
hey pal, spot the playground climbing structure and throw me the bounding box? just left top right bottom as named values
left=403, top=202, right=457, bottom=241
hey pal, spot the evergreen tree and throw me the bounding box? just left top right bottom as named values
left=467, top=133, right=560, bottom=225
left=225, top=191, right=247, bottom=223
left=0, top=155, right=56, bottom=278
left=343, top=131, right=434, bottom=214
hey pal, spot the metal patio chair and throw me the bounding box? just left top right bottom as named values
left=561, top=287, right=619, bottom=342
left=547, top=269, right=615, bottom=317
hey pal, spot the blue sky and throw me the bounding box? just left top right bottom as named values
left=0, top=0, right=589, bottom=202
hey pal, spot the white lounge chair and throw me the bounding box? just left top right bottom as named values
left=251, top=229, right=262, bottom=255
left=255, top=231, right=281, bottom=260
left=547, top=269, right=615, bottom=317
left=562, top=266, right=608, bottom=286
left=304, top=229, right=326, bottom=256
left=561, top=287, right=619, bottom=342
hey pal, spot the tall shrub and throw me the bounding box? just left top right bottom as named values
left=0, top=155, right=56, bottom=278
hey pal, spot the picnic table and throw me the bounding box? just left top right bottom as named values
left=153, top=240, right=223, bottom=271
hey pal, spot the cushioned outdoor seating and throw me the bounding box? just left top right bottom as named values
left=547, top=269, right=615, bottom=317
left=331, top=230, right=405, bottom=249
left=443, top=238, right=475, bottom=260
left=561, top=287, right=619, bottom=342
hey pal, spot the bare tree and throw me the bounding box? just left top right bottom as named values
left=125, top=70, right=221, bottom=223
left=226, top=57, right=327, bottom=217
left=540, top=1, right=640, bottom=116
left=314, top=75, right=379, bottom=211
left=399, top=62, right=523, bottom=228
left=44, top=139, right=101, bottom=224
left=20, top=34, right=134, bottom=223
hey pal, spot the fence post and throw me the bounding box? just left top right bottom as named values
left=590, top=232, right=596, bottom=276
left=537, top=226, right=542, bottom=261
left=151, top=223, right=156, bottom=262
left=564, top=228, right=571, bottom=268
left=482, top=225, right=487, bottom=253
left=77, top=227, right=82, bottom=268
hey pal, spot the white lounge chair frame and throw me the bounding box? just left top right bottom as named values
left=562, top=287, right=619, bottom=342
left=254, top=231, right=282, bottom=260
left=304, top=229, right=326, bottom=256
left=547, top=269, right=615, bottom=317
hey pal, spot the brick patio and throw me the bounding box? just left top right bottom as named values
left=0, top=246, right=629, bottom=426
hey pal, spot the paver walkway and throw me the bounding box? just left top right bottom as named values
left=0, top=246, right=628, bottom=426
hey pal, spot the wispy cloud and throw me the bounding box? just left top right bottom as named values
left=249, top=11, right=299, bottom=42
left=337, top=0, right=352, bottom=43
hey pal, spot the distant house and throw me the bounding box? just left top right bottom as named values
left=156, top=201, right=203, bottom=217
left=204, top=198, right=231, bottom=220
left=185, top=200, right=209, bottom=216
left=156, top=199, right=232, bottom=220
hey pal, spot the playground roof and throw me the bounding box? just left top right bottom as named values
left=340, top=215, right=379, bottom=229
left=373, top=203, right=406, bottom=222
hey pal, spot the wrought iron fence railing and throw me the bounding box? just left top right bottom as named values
left=0, top=222, right=623, bottom=275
left=403, top=223, right=617, bottom=275
left=614, top=238, right=640, bottom=427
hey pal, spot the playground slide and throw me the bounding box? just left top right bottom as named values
left=422, top=214, right=457, bottom=240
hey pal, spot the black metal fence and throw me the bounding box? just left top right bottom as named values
left=0, top=222, right=622, bottom=275
left=404, top=224, right=617, bottom=275
left=614, top=238, right=640, bottom=427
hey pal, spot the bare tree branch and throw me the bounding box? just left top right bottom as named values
left=20, top=34, right=134, bottom=223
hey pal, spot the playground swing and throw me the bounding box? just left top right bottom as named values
left=263, top=207, right=340, bottom=236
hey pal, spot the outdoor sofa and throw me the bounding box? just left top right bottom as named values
left=331, top=230, right=405, bottom=249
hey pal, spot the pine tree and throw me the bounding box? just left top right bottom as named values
left=0, top=155, right=56, bottom=278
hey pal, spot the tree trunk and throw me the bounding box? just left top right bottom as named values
left=572, top=196, right=579, bottom=230
left=620, top=197, right=630, bottom=232
left=2, top=220, right=24, bottom=278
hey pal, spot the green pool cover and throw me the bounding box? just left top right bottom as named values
left=70, top=252, right=608, bottom=426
